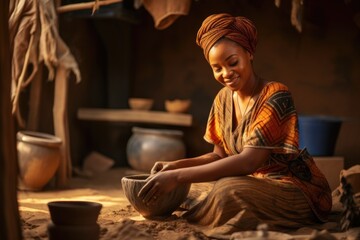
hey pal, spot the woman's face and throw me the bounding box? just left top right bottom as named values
left=208, top=38, right=254, bottom=91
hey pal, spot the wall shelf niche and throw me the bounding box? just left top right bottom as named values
left=77, top=108, right=193, bottom=126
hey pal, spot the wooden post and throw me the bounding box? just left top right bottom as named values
left=0, top=0, right=22, bottom=239
left=53, top=65, right=71, bottom=187
left=53, top=0, right=72, bottom=188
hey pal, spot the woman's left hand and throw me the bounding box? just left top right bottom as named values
left=138, top=171, right=179, bottom=205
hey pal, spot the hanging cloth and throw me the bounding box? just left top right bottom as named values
left=142, top=0, right=192, bottom=30
left=9, top=0, right=81, bottom=127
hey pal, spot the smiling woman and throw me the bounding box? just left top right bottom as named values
left=136, top=13, right=332, bottom=239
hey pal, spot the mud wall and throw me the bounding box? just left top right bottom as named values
left=56, top=0, right=359, bottom=168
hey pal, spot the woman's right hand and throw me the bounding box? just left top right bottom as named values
left=150, top=161, right=175, bottom=175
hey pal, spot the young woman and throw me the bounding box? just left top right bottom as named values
left=138, top=13, right=332, bottom=237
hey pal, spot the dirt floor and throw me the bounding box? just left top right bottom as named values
left=19, top=168, right=213, bottom=240
left=18, top=168, right=359, bottom=240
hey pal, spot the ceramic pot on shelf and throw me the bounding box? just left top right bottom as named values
left=17, top=131, right=62, bottom=191
left=126, top=127, right=186, bottom=172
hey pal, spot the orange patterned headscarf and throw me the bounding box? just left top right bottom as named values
left=196, top=13, right=258, bottom=61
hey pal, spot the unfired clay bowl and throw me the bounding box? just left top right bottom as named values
left=165, top=99, right=191, bottom=113
left=48, top=201, right=102, bottom=225
left=121, top=174, right=190, bottom=219
left=128, top=98, right=154, bottom=111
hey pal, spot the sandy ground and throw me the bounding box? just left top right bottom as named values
left=19, top=168, right=212, bottom=240
left=18, top=168, right=359, bottom=240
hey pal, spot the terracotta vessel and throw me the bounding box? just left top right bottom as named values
left=165, top=99, right=191, bottom=113
left=17, top=131, right=62, bottom=191
left=47, top=222, right=100, bottom=240
left=128, top=98, right=154, bottom=111
left=126, top=127, right=186, bottom=172
left=48, top=201, right=102, bottom=225
left=121, top=174, right=190, bottom=219
left=47, top=201, right=102, bottom=240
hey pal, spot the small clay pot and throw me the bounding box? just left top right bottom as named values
left=165, top=99, right=191, bottom=113
left=47, top=201, right=102, bottom=226
left=121, top=174, right=190, bottom=219
left=128, top=98, right=154, bottom=111
left=47, top=222, right=100, bottom=240
left=17, top=131, right=62, bottom=191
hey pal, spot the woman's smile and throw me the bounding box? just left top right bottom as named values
left=208, top=39, right=254, bottom=92
left=224, top=76, right=240, bottom=88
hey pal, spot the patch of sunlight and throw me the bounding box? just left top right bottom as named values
left=18, top=195, right=127, bottom=207
left=19, top=206, right=49, bottom=214
left=129, top=215, right=146, bottom=221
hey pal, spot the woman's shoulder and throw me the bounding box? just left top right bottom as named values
left=263, top=81, right=290, bottom=93
left=215, top=86, right=232, bottom=99
left=259, top=81, right=291, bottom=99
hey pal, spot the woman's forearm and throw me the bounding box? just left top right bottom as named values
left=172, top=152, right=221, bottom=169
left=175, top=154, right=241, bottom=183
left=174, top=147, right=271, bottom=183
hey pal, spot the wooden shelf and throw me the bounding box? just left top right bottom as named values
left=77, top=108, right=193, bottom=126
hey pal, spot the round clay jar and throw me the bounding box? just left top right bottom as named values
left=121, top=174, right=190, bottom=219
left=126, top=127, right=186, bottom=172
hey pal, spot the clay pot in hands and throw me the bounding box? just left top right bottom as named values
left=121, top=174, right=190, bottom=219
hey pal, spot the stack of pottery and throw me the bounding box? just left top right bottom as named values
left=47, top=201, right=102, bottom=240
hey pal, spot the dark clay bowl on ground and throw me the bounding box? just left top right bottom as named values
left=47, top=222, right=100, bottom=240
left=47, top=201, right=102, bottom=225
left=121, top=174, right=191, bottom=219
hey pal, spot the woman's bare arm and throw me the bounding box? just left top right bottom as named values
left=175, top=147, right=271, bottom=183
left=139, top=147, right=271, bottom=202
left=151, top=145, right=225, bottom=173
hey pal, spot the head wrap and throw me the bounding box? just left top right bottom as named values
left=196, top=13, right=258, bottom=61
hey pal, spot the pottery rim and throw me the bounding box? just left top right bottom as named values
left=131, top=127, right=183, bottom=138
left=17, top=131, right=62, bottom=147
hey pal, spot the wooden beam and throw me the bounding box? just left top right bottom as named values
left=0, top=0, right=22, bottom=238
left=53, top=65, right=72, bottom=188
left=57, top=0, right=122, bottom=14
left=78, top=108, right=193, bottom=127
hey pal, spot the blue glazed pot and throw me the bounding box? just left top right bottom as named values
left=298, top=115, right=342, bottom=156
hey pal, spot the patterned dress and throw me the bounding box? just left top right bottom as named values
left=184, top=81, right=332, bottom=237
